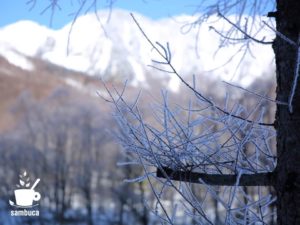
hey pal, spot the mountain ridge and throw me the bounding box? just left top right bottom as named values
left=0, top=9, right=275, bottom=90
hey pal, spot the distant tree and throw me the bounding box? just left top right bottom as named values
left=3, top=88, right=122, bottom=224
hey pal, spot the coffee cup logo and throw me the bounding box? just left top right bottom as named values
left=9, top=171, right=41, bottom=208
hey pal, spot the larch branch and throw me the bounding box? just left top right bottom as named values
left=157, top=167, right=275, bottom=186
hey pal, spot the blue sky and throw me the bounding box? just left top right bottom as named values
left=0, top=0, right=199, bottom=29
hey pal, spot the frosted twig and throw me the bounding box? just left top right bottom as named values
left=288, top=33, right=300, bottom=113
left=217, top=12, right=273, bottom=45
left=263, top=21, right=297, bottom=47
left=223, top=81, right=288, bottom=106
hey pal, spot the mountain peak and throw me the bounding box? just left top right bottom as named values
left=0, top=9, right=275, bottom=90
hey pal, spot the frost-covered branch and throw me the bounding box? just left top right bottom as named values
left=107, top=81, right=276, bottom=223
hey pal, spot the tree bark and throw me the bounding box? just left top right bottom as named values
left=274, top=1, right=300, bottom=224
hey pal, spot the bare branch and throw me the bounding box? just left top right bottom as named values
left=157, top=167, right=275, bottom=186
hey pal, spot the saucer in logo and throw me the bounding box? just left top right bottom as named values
left=9, top=171, right=41, bottom=208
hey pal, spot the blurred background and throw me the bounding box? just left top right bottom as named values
left=0, top=1, right=276, bottom=224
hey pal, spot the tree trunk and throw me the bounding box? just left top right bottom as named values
left=86, top=190, right=94, bottom=225
left=274, top=1, right=300, bottom=224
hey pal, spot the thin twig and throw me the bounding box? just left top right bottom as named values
left=263, top=21, right=297, bottom=47
left=288, top=32, right=300, bottom=113
left=223, top=81, right=288, bottom=106
left=217, top=12, right=273, bottom=45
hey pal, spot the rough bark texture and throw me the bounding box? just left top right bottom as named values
left=274, top=1, right=300, bottom=224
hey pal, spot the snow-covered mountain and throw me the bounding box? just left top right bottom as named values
left=0, top=9, right=275, bottom=91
